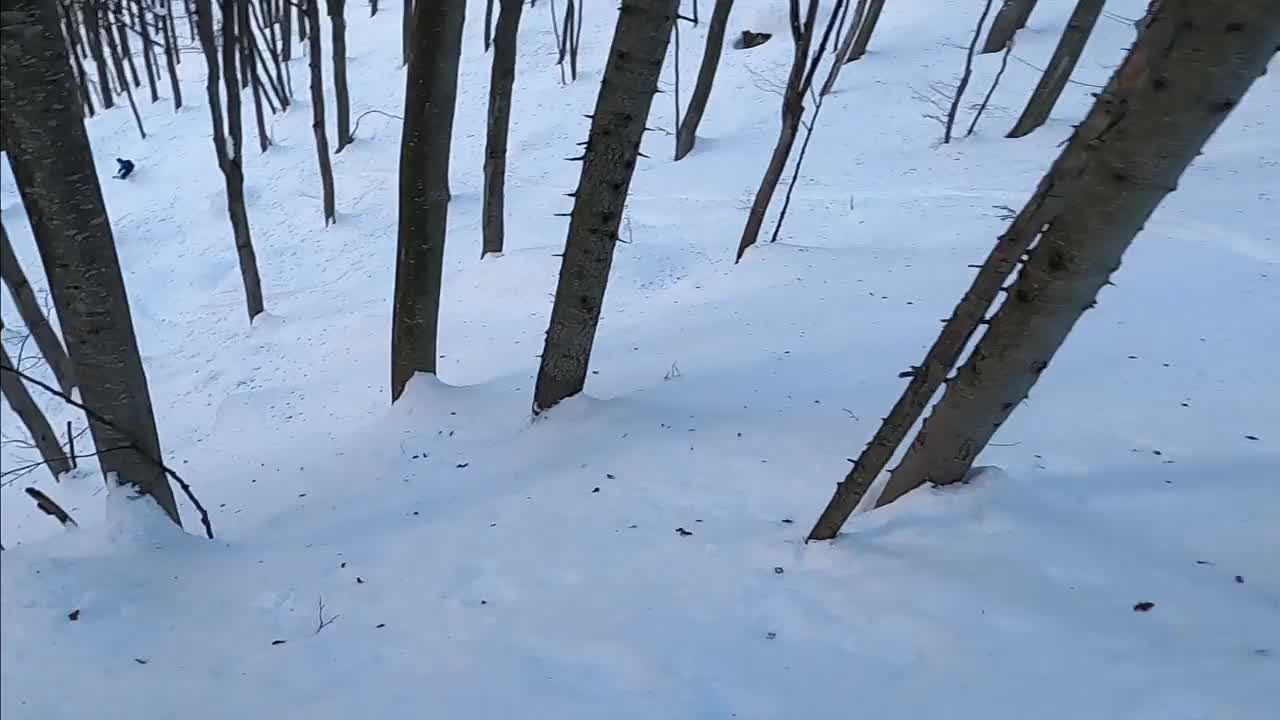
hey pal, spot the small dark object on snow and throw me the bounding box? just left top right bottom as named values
left=1195, top=560, right=1214, bottom=565
left=456, top=462, right=470, bottom=469
left=1236, top=575, right=1245, bottom=584
left=592, top=487, right=600, bottom=493
left=376, top=623, right=386, bottom=629
left=26, top=487, right=77, bottom=528
left=735, top=31, right=772, bottom=50
left=781, top=518, right=794, bottom=524
left=133, top=658, right=149, bottom=665
left=1133, top=601, right=1155, bottom=612
left=67, top=609, right=80, bottom=621
left=114, top=158, right=135, bottom=179
left=356, top=576, right=365, bottom=584
left=773, top=567, right=784, bottom=575
left=1245, top=435, right=1260, bottom=441
left=765, top=631, right=777, bottom=639
left=675, top=527, right=693, bottom=536
left=271, top=639, right=287, bottom=646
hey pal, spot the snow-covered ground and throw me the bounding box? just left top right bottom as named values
left=2, top=1, right=1277, bottom=717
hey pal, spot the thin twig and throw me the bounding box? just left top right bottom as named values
left=350, top=109, right=403, bottom=138
left=0, top=365, right=214, bottom=538
left=316, top=595, right=340, bottom=634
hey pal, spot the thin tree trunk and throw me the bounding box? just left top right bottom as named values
left=0, top=223, right=77, bottom=394
left=370, top=0, right=377, bottom=17
left=1, top=0, right=181, bottom=521
left=401, top=0, right=412, bottom=66
left=389, top=0, right=467, bottom=401
left=981, top=0, right=1037, bottom=54
left=239, top=0, right=253, bottom=90
left=532, top=0, right=678, bottom=413
left=248, top=33, right=272, bottom=152
left=195, top=0, right=266, bottom=321
left=133, top=0, right=161, bottom=102
left=298, top=0, right=307, bottom=41
left=81, top=1, right=116, bottom=108
left=942, top=0, right=994, bottom=144
left=879, top=0, right=1279, bottom=508
left=248, top=0, right=290, bottom=108
left=113, top=2, right=142, bottom=88
left=160, top=7, right=183, bottom=109
left=0, top=326, right=74, bottom=480
left=103, top=4, right=148, bottom=136
left=1006, top=0, right=1104, bottom=138
left=282, top=0, right=293, bottom=61
left=844, top=0, right=883, bottom=63
left=674, top=0, right=732, bottom=160
left=305, top=0, right=337, bottom=224
left=328, top=0, right=352, bottom=152
left=484, top=0, right=494, bottom=51
left=481, top=0, right=524, bottom=257
left=820, top=0, right=866, bottom=95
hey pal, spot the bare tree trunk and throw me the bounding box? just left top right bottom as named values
left=370, top=0, right=378, bottom=17
left=531, top=0, right=678, bottom=413
left=481, top=0, right=524, bottom=257
left=674, top=0, right=732, bottom=160
left=484, top=0, right=494, bottom=51
left=389, top=0, right=466, bottom=401
left=281, top=0, right=293, bottom=61
left=401, top=0, right=412, bottom=66
left=328, top=0, right=353, bottom=152
left=1006, top=0, right=1104, bottom=138
left=133, top=0, right=161, bottom=102
left=81, top=1, right=116, bottom=108
left=735, top=0, right=844, bottom=261
left=248, top=34, right=271, bottom=152
left=981, top=0, right=1037, bottom=54
left=160, top=5, right=183, bottom=109
left=64, top=7, right=97, bottom=117
left=251, top=0, right=290, bottom=104
left=844, top=0, right=883, bottom=63
left=819, top=0, right=866, bottom=95
left=1, top=0, right=181, bottom=521
left=112, top=2, right=142, bottom=88
left=195, top=0, right=266, bottom=321
left=879, top=0, right=1279, bottom=508
left=305, top=0, right=337, bottom=224
left=106, top=8, right=148, bottom=136
left=0, top=223, right=76, bottom=394
left=0, top=325, right=74, bottom=479
left=942, top=0, right=994, bottom=143
left=239, top=0, right=253, bottom=90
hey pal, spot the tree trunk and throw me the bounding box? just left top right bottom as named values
left=195, top=0, right=266, bottom=321
left=877, top=0, right=1280, bottom=508
left=328, top=0, right=352, bottom=152
left=0, top=324, right=74, bottom=480
left=281, top=0, right=293, bottom=61
left=531, top=0, right=678, bottom=413
left=132, top=0, right=160, bottom=102
left=483, top=0, right=494, bottom=51
left=248, top=33, right=271, bottom=153
left=0, top=222, right=77, bottom=394
left=101, top=2, right=148, bottom=137
left=820, top=0, right=866, bottom=95
left=160, top=7, right=182, bottom=110
left=980, top=0, right=1037, bottom=54
left=401, top=0, right=412, bottom=66
left=674, top=0, right=732, bottom=160
left=844, top=0, right=883, bottom=63
left=389, top=0, right=467, bottom=401
left=0, top=0, right=181, bottom=522
left=81, top=1, right=116, bottom=108
left=251, top=0, right=290, bottom=105
left=481, top=0, right=524, bottom=257
left=239, top=0, right=253, bottom=90
left=112, top=3, right=142, bottom=88
left=306, top=0, right=337, bottom=224
left=942, top=0, right=994, bottom=144
left=1006, top=0, right=1104, bottom=138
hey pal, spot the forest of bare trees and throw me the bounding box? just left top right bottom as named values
left=1, top=0, right=1276, bottom=545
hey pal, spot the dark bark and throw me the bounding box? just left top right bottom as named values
left=248, top=30, right=271, bottom=153
left=81, top=1, right=116, bottom=108
left=844, top=0, right=883, bottom=63
left=0, top=222, right=77, bottom=394
left=132, top=0, right=160, bottom=102
left=112, top=2, right=142, bottom=88
left=251, top=0, right=290, bottom=104
left=160, top=7, right=182, bottom=110
left=481, top=0, right=525, bottom=256
left=63, top=5, right=97, bottom=116
left=820, top=0, right=866, bottom=95
left=195, top=0, right=266, bottom=321
left=328, top=0, right=352, bottom=152
left=808, top=0, right=1279, bottom=538
left=532, top=0, right=678, bottom=413
left=674, top=0, right=732, bottom=160
left=239, top=0, right=253, bottom=90
left=101, top=2, right=148, bottom=136
left=880, top=0, right=1279, bottom=507
left=942, top=0, right=994, bottom=143
left=1006, top=0, right=1104, bottom=138
left=390, top=0, right=467, bottom=401
left=305, top=0, right=337, bottom=223
left=1, top=0, right=180, bottom=521
left=401, top=0, right=412, bottom=65
left=981, top=0, right=1038, bottom=54
left=281, top=0, right=293, bottom=61
left=484, top=0, right=493, bottom=51
left=0, top=324, right=74, bottom=480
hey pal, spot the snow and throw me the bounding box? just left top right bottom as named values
left=2, top=0, right=1278, bottom=717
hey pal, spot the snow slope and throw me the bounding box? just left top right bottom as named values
left=2, top=1, right=1277, bottom=717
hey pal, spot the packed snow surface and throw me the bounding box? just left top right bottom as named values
left=2, top=1, right=1277, bottom=718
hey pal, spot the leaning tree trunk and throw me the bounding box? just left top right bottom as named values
left=1006, top=0, right=1104, bottom=138
left=0, top=0, right=181, bottom=522
left=481, top=0, right=524, bottom=257
left=305, top=0, right=337, bottom=224
left=0, top=322, right=73, bottom=480
left=281, top=0, right=293, bottom=61
left=532, top=0, right=678, bottom=413
left=101, top=4, right=147, bottom=137
left=132, top=0, right=160, bottom=102
left=876, top=0, right=1280, bottom=509
left=81, top=1, right=116, bottom=108
left=674, top=0, right=733, bottom=161
left=820, top=0, right=866, bottom=95
left=389, top=0, right=467, bottom=401
left=0, top=222, right=76, bottom=394
left=980, top=0, right=1037, bottom=54
left=112, top=2, right=141, bottom=88
left=195, top=0, right=266, bottom=321
left=401, top=0, right=412, bottom=66
left=159, top=5, right=182, bottom=110
left=844, top=0, right=883, bottom=63
left=328, top=0, right=353, bottom=152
